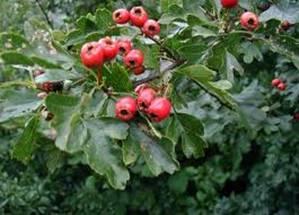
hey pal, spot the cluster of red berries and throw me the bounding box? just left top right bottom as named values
left=220, top=0, right=259, bottom=31
left=80, top=7, right=160, bottom=76
left=80, top=37, right=146, bottom=75
left=113, top=6, right=160, bottom=37
left=115, top=84, right=172, bottom=123
left=271, top=78, right=287, bottom=91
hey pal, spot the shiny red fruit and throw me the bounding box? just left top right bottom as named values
left=117, top=39, right=133, bottom=55
left=137, top=88, right=156, bottom=112
left=133, top=66, right=145, bottom=75
left=293, top=113, right=299, bottom=121
left=115, top=97, right=137, bottom=121
left=123, top=49, right=144, bottom=68
left=80, top=42, right=104, bottom=68
left=113, top=9, right=130, bottom=24
left=277, top=83, right=286, bottom=91
left=147, top=97, right=172, bottom=122
left=271, top=79, right=281, bottom=87
left=221, top=0, right=238, bottom=8
left=130, top=6, right=148, bottom=27
left=142, top=19, right=160, bottom=37
left=98, top=37, right=118, bottom=60
left=134, top=84, right=149, bottom=94
left=240, top=12, right=259, bottom=31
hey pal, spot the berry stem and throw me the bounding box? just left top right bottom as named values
left=97, top=67, right=103, bottom=86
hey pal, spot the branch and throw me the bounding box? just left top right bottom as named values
left=35, top=0, right=53, bottom=29
left=133, top=59, right=185, bottom=87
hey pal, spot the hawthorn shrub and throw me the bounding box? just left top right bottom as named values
left=0, top=0, right=299, bottom=214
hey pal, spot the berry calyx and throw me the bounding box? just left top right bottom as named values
left=113, top=9, right=130, bottom=24
left=130, top=6, right=148, bottom=27
left=240, top=12, right=259, bottom=31
left=115, top=96, right=137, bottom=121
left=123, top=49, right=144, bottom=69
left=117, top=39, right=132, bottom=55
left=80, top=42, right=104, bottom=68
left=137, top=88, right=156, bottom=112
left=271, top=79, right=281, bottom=87
left=147, top=97, right=172, bottom=122
left=134, top=84, right=149, bottom=95
left=142, top=19, right=160, bottom=37
left=221, top=0, right=238, bottom=8
left=133, top=66, right=145, bottom=75
left=277, top=82, right=286, bottom=91
left=98, top=37, right=118, bottom=60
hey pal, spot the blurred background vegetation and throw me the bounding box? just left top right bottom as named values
left=0, top=0, right=299, bottom=214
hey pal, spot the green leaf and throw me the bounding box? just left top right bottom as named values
left=223, top=51, right=244, bottom=83
left=177, top=65, right=237, bottom=109
left=0, top=89, right=41, bottom=123
left=12, top=115, right=40, bottom=163
left=95, top=8, right=113, bottom=33
left=34, top=69, right=82, bottom=83
left=103, top=64, right=133, bottom=92
left=122, top=130, right=140, bottom=166
left=259, top=3, right=299, bottom=24
left=1, top=51, right=34, bottom=66
left=176, top=64, right=216, bottom=81
left=175, top=113, right=207, bottom=158
left=45, top=94, right=86, bottom=152
left=45, top=93, right=130, bottom=189
left=161, top=0, right=183, bottom=13
left=84, top=119, right=130, bottom=190
left=128, top=125, right=179, bottom=175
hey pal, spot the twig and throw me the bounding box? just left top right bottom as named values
left=133, top=59, right=185, bottom=87
left=35, top=0, right=53, bottom=29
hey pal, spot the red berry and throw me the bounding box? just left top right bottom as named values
left=137, top=88, right=156, bottom=112
left=277, top=82, right=286, bottom=91
left=98, top=37, right=118, bottom=60
left=117, top=39, right=132, bottom=55
left=147, top=97, right=172, bottom=122
left=221, top=0, right=238, bottom=8
left=240, top=12, right=259, bottom=31
left=133, top=66, right=145, bottom=75
left=271, top=79, right=281, bottom=87
left=115, top=96, right=137, bottom=121
left=33, top=69, right=45, bottom=78
left=113, top=9, right=130, bottom=24
left=130, top=6, right=148, bottom=27
left=80, top=42, right=104, bottom=68
left=294, top=113, right=299, bottom=121
left=134, top=84, right=149, bottom=94
left=123, top=49, right=144, bottom=68
left=142, top=19, right=160, bottom=37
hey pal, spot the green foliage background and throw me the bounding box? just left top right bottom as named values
left=0, top=0, right=299, bottom=214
